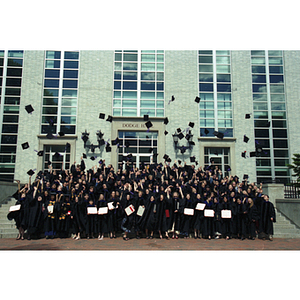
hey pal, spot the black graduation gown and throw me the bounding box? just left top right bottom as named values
left=180, top=198, right=194, bottom=235
left=259, top=201, right=276, bottom=235
left=71, top=199, right=86, bottom=234
left=134, top=195, right=146, bottom=232
left=7, top=195, right=28, bottom=230
left=120, top=195, right=137, bottom=233
left=44, top=198, right=58, bottom=237
left=27, top=195, right=45, bottom=237
left=193, top=198, right=205, bottom=232
left=247, top=204, right=259, bottom=238
left=155, top=197, right=168, bottom=233
left=97, top=199, right=108, bottom=234
left=213, top=201, right=222, bottom=235
left=57, top=200, right=72, bottom=237
left=143, top=198, right=157, bottom=232
left=107, top=197, right=120, bottom=233
left=220, top=201, right=233, bottom=237
left=202, top=201, right=214, bottom=237
left=85, top=201, right=98, bottom=237
left=236, top=202, right=248, bottom=238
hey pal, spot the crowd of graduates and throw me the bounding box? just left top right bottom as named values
left=7, top=157, right=276, bottom=241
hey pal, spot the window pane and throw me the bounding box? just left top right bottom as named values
left=200, top=110, right=214, bottom=118
left=63, top=80, right=78, bottom=88
left=63, top=70, right=78, bottom=78
left=273, top=129, right=287, bottom=138
left=156, top=64, right=164, bottom=71
left=199, top=50, right=213, bottom=55
left=252, top=84, right=267, bottom=93
left=64, top=51, right=79, bottom=59
left=216, top=56, right=230, bottom=64
left=251, top=50, right=265, bottom=56
left=217, top=74, right=231, bottom=82
left=216, top=50, right=230, bottom=55
left=6, top=78, right=21, bottom=86
left=123, top=81, right=137, bottom=90
left=274, top=150, right=289, bottom=157
left=273, top=139, right=288, bottom=148
left=123, top=54, right=138, bottom=61
left=141, top=63, right=155, bottom=71
left=64, top=60, right=78, bottom=69
left=270, top=75, right=284, bottom=83
left=268, top=50, right=282, bottom=56
left=1, top=135, right=17, bottom=144
left=122, top=91, right=137, bottom=99
left=218, top=110, right=232, bottom=118
left=61, top=98, right=77, bottom=106
left=45, top=69, right=60, bottom=78
left=255, top=129, right=269, bottom=137
left=122, top=109, right=137, bottom=116
left=113, top=99, right=121, bottom=107
left=199, top=56, right=213, bottom=63
left=7, top=59, right=23, bottom=67
left=45, top=60, right=60, bottom=68
left=252, top=66, right=266, bottom=73
left=46, top=51, right=61, bottom=59
left=141, top=82, right=155, bottom=90
left=123, top=72, right=137, bottom=80
left=141, top=54, right=155, bottom=62
left=62, top=89, right=77, bottom=97
left=114, top=71, right=121, bottom=80
left=199, top=65, right=213, bottom=72
left=199, top=83, right=213, bottom=92
left=252, top=75, right=266, bottom=83
left=251, top=57, right=265, bottom=64
left=271, top=103, right=285, bottom=110
left=269, top=57, right=283, bottom=65
left=6, top=68, right=22, bottom=77
left=0, top=145, right=17, bottom=153
left=5, top=88, right=21, bottom=96
left=8, top=50, right=23, bottom=58
left=157, top=82, right=164, bottom=90
left=270, top=85, right=284, bottom=93
left=157, top=72, right=164, bottom=81
left=114, top=91, right=121, bottom=98
left=42, top=107, right=58, bottom=114
left=156, top=101, right=164, bottom=108
left=217, top=93, right=231, bottom=101
left=216, top=65, right=230, bottom=73
left=253, top=93, right=267, bottom=101
left=44, top=79, right=59, bottom=88
left=141, top=92, right=155, bottom=99
left=200, top=101, right=214, bottom=109
left=140, top=101, right=155, bottom=108
left=122, top=100, right=137, bottom=107
left=123, top=63, right=137, bottom=70
left=43, top=98, right=58, bottom=105
left=272, top=120, right=286, bottom=128
left=270, top=94, right=285, bottom=102
left=3, top=106, right=19, bottom=114
left=157, top=54, right=164, bottom=62
left=217, top=84, right=231, bottom=92
left=254, top=111, right=268, bottom=119
left=115, top=53, right=122, bottom=61
left=4, top=97, right=20, bottom=105
left=156, top=92, right=164, bottom=99
left=253, top=102, right=268, bottom=110
left=269, top=66, right=283, bottom=74
left=200, top=93, right=214, bottom=100
left=2, top=124, right=18, bottom=133
left=217, top=102, right=232, bottom=109
left=199, top=74, right=213, bottom=82
left=60, top=125, right=76, bottom=134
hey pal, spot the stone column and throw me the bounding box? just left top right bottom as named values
left=262, top=183, right=285, bottom=206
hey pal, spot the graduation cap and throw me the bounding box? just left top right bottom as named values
left=37, top=150, right=44, bottom=156
left=171, top=95, right=175, bottom=102
left=176, top=128, right=181, bottom=133
left=243, top=135, right=249, bottom=143
left=188, top=140, right=195, bottom=146
left=241, top=151, right=246, bottom=158
left=190, top=156, right=196, bottom=163
left=54, top=152, right=61, bottom=158
left=178, top=132, right=184, bottom=139
left=25, top=104, right=34, bottom=114
left=243, top=174, right=249, bottom=180
left=245, top=114, right=251, bottom=119
left=58, top=131, right=65, bottom=137
left=46, top=132, right=54, bottom=139
left=163, top=154, right=169, bottom=160
left=188, top=122, right=194, bottom=128
left=164, top=130, right=168, bottom=135
left=145, top=121, right=153, bottom=129
left=21, top=142, right=29, bottom=150
left=99, top=113, right=105, bottom=119
left=82, top=153, right=87, bottom=159
left=106, top=115, right=113, bottom=122
left=27, top=169, right=35, bottom=176
left=178, top=160, right=182, bottom=165
left=112, top=138, right=120, bottom=146
left=105, top=146, right=112, bottom=152
left=143, top=115, right=149, bottom=121
left=204, top=128, right=209, bottom=135
left=213, top=131, right=224, bottom=139
left=163, top=117, right=169, bottom=125
left=166, top=157, right=171, bottom=163
left=226, top=166, right=231, bottom=172
left=249, top=151, right=256, bottom=157
left=185, top=133, right=192, bottom=140
left=90, top=156, right=96, bottom=161
left=65, top=142, right=70, bottom=149
left=81, top=134, right=89, bottom=143
left=195, top=96, right=200, bottom=103
left=47, top=160, right=52, bottom=165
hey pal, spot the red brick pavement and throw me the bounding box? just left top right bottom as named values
left=0, top=236, right=300, bottom=250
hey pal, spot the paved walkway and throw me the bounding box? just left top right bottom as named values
left=1, top=236, right=300, bottom=250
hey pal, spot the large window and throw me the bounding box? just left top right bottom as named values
left=113, top=50, right=164, bottom=117
left=251, top=50, right=290, bottom=183
left=0, top=50, right=23, bottom=181
left=41, top=51, right=79, bottom=135
left=198, top=50, right=233, bottom=137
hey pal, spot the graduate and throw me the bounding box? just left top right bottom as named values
left=96, top=193, right=108, bottom=240
left=247, top=198, right=259, bottom=240
left=44, top=192, right=58, bottom=239
left=193, top=193, right=205, bottom=239
left=259, top=194, right=276, bottom=241
left=220, top=196, right=232, bottom=240
left=71, top=195, right=86, bottom=240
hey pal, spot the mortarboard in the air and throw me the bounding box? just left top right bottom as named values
left=245, top=114, right=251, bottom=119
left=37, top=150, right=44, bottom=156
left=164, top=130, right=168, bottom=135
left=226, top=166, right=231, bottom=171
left=46, top=132, right=54, bottom=139
left=106, top=115, right=113, bottom=123
left=176, top=128, right=181, bottom=133
left=164, top=117, right=169, bottom=125
left=82, top=153, right=87, bottom=159
left=213, top=131, right=224, bottom=139
left=27, top=169, right=35, bottom=176
left=145, top=120, right=153, bottom=129
left=204, top=128, right=209, bottom=135
left=171, top=95, right=175, bottom=102
left=163, top=154, right=169, bottom=160
left=188, top=122, right=194, bottom=128
left=25, top=104, right=34, bottom=114
left=241, top=151, right=246, bottom=158
left=81, top=134, right=89, bottom=143
left=47, top=160, right=52, bottom=165
left=243, top=174, right=249, bottom=180
left=99, top=139, right=105, bottom=146
left=148, top=147, right=154, bottom=153
left=99, top=113, right=105, bottom=119
left=105, top=146, right=112, bottom=152
left=112, top=138, right=120, bottom=145
left=178, top=160, right=182, bottom=165
left=243, top=135, right=249, bottom=143
left=90, top=156, right=96, bottom=161
left=65, top=142, right=70, bottom=148
left=178, top=132, right=184, bottom=139
left=166, top=157, right=171, bottom=162
left=143, top=115, right=149, bottom=121
left=249, top=151, right=256, bottom=157
left=127, top=154, right=133, bottom=159
left=185, top=133, right=192, bottom=140
left=58, top=131, right=65, bottom=137
left=188, top=140, right=195, bottom=146
left=195, top=96, right=201, bottom=103
left=21, top=142, right=29, bottom=150
left=190, top=156, right=196, bottom=163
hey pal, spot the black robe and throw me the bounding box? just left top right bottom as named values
left=259, top=201, right=276, bottom=235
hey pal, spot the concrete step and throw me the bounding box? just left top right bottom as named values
left=0, top=228, right=19, bottom=234
left=0, top=223, right=16, bottom=229
left=0, top=233, right=19, bottom=239
left=274, top=233, right=300, bottom=238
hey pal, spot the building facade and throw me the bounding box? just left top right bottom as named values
left=0, top=50, right=299, bottom=184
